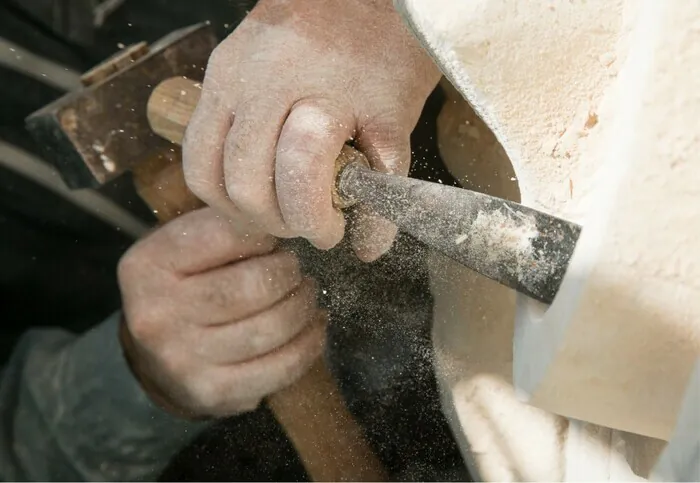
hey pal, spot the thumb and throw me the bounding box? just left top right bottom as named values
left=350, top=125, right=412, bottom=262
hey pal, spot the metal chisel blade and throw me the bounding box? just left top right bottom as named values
left=339, top=163, right=581, bottom=304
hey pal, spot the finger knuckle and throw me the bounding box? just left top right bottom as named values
left=206, top=269, right=261, bottom=312
left=223, top=172, right=265, bottom=215
left=254, top=254, right=301, bottom=293
left=117, top=244, right=149, bottom=283
left=225, top=178, right=261, bottom=211
left=206, top=44, right=226, bottom=69
left=237, top=398, right=262, bottom=414
left=205, top=44, right=234, bottom=81
left=154, top=342, right=187, bottom=376
left=282, top=132, right=328, bottom=162
left=225, top=226, right=277, bottom=255
left=283, top=105, right=340, bottom=153
left=125, top=304, right=162, bottom=345
left=183, top=167, right=216, bottom=201
left=190, top=376, right=225, bottom=411
left=202, top=282, right=236, bottom=310
left=238, top=270, right=270, bottom=304
left=237, top=324, right=266, bottom=357
left=224, top=128, right=253, bottom=159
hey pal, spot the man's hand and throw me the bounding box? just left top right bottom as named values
left=182, top=0, right=441, bottom=262
left=118, top=208, right=326, bottom=418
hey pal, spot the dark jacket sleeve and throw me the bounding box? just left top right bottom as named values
left=0, top=311, right=209, bottom=481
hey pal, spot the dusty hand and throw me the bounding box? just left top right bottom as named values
left=118, top=207, right=325, bottom=418
left=183, top=0, right=441, bottom=261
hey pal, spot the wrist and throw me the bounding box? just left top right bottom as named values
left=118, top=314, right=210, bottom=422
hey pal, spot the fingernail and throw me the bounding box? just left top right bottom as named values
left=350, top=210, right=397, bottom=262
left=305, top=215, right=345, bottom=251
left=352, top=227, right=397, bottom=262
left=354, top=238, right=395, bottom=262
left=308, top=234, right=342, bottom=252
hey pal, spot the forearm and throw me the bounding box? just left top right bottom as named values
left=0, top=312, right=209, bottom=481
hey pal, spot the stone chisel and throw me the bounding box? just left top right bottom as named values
left=334, top=148, right=581, bottom=304
left=149, top=77, right=582, bottom=305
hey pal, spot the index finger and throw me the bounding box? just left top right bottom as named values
left=145, top=207, right=276, bottom=275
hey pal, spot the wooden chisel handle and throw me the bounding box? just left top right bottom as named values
left=146, top=76, right=386, bottom=482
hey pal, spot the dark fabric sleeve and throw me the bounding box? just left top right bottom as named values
left=0, top=311, right=209, bottom=481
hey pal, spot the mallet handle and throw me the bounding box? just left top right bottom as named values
left=147, top=76, right=386, bottom=482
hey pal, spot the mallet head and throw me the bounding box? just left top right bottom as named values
left=25, top=22, right=217, bottom=189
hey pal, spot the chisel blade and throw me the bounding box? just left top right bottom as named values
left=338, top=163, right=581, bottom=304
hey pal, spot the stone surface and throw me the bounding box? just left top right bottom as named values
left=396, top=0, right=700, bottom=480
